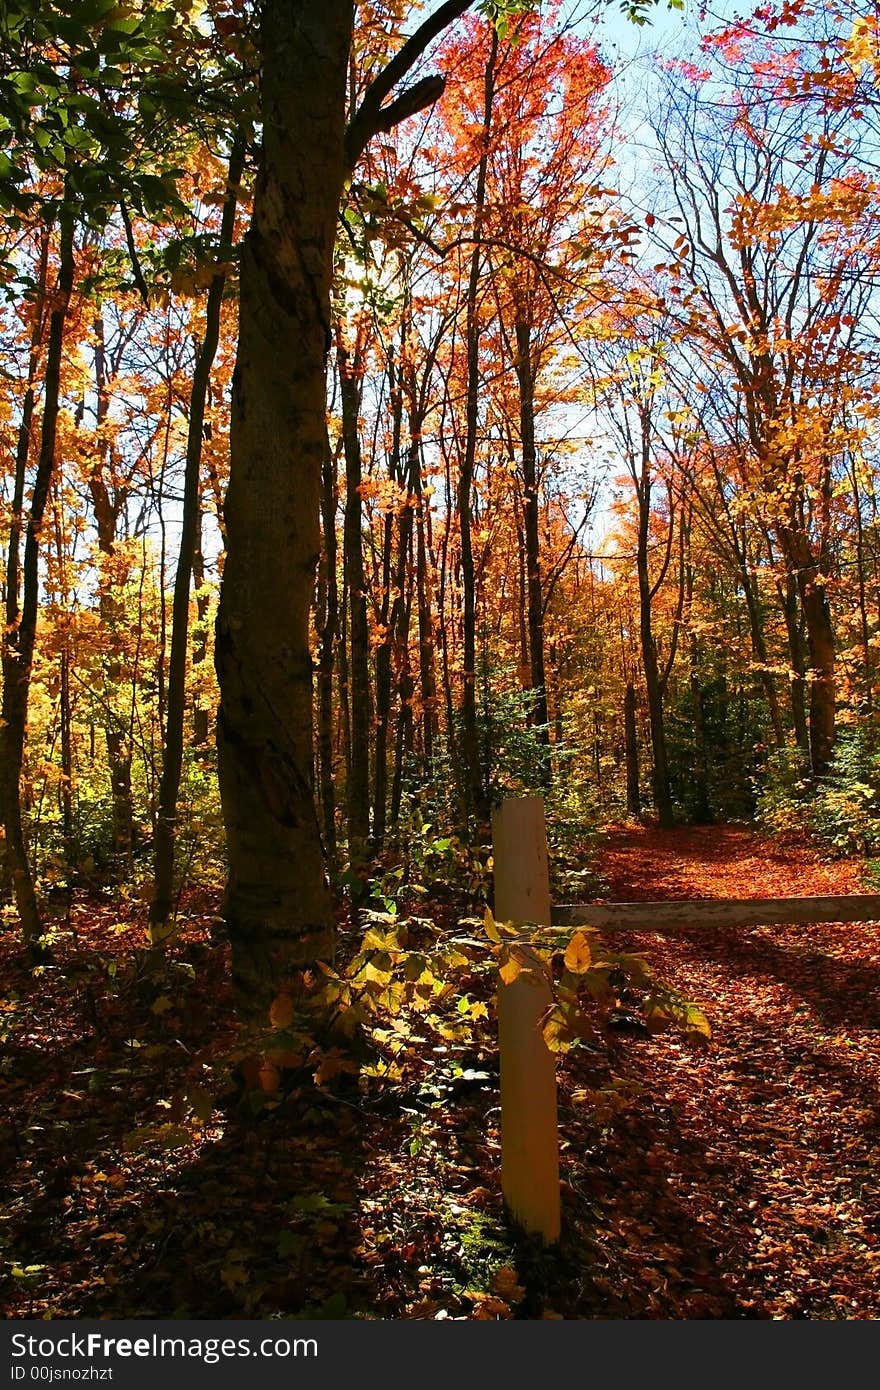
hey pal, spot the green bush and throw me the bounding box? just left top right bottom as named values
left=755, top=726, right=880, bottom=855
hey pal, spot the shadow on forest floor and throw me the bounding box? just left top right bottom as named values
left=2, top=821, right=879, bottom=1319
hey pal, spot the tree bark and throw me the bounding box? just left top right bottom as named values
left=1, top=203, right=75, bottom=944
left=457, top=29, right=497, bottom=828
left=624, top=681, right=641, bottom=820
left=776, top=564, right=810, bottom=757
left=634, top=411, right=675, bottom=830
left=337, top=337, right=372, bottom=856
left=776, top=521, right=836, bottom=775
left=316, top=430, right=340, bottom=870
left=514, top=314, right=550, bottom=764
left=371, top=355, right=402, bottom=849
left=152, top=138, right=244, bottom=931
left=191, top=507, right=211, bottom=748
left=737, top=560, right=785, bottom=749
left=88, top=313, right=137, bottom=872
left=215, top=0, right=473, bottom=1011
left=215, top=4, right=349, bottom=1013
left=0, top=229, right=47, bottom=906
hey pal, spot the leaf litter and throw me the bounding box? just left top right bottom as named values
left=0, top=826, right=877, bottom=1319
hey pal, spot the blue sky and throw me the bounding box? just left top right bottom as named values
left=595, top=0, right=695, bottom=57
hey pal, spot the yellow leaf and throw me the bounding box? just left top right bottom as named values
left=148, top=919, right=177, bottom=947
left=686, top=1005, right=712, bottom=1039
left=498, top=949, right=522, bottom=986
left=364, top=961, right=392, bottom=986
left=484, top=907, right=501, bottom=944
left=564, top=931, right=592, bottom=974
left=269, top=992, right=295, bottom=1029
left=492, top=1266, right=525, bottom=1301
left=542, top=1011, right=575, bottom=1054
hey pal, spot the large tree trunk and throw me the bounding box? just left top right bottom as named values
left=215, top=3, right=350, bottom=1015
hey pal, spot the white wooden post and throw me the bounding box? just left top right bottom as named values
left=492, top=795, right=561, bottom=1244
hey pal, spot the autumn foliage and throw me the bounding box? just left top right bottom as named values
left=1, top=0, right=880, bottom=1322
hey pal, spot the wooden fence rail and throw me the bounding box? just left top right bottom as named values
left=491, top=795, right=880, bottom=1247
left=552, top=894, right=880, bottom=932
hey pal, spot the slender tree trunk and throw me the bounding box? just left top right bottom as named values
left=375, top=384, right=422, bottom=847
left=514, top=314, right=549, bottom=764
left=776, top=522, right=836, bottom=775
left=458, top=30, right=497, bottom=827
left=399, top=335, right=441, bottom=772
left=338, top=338, right=372, bottom=857
left=152, top=139, right=245, bottom=930
left=337, top=583, right=351, bottom=788
left=849, top=458, right=873, bottom=710
left=0, top=230, right=47, bottom=905
left=515, top=507, right=528, bottom=676
left=191, top=507, right=211, bottom=748
left=371, top=360, right=401, bottom=849
left=317, top=431, right=340, bottom=870
left=390, top=592, right=415, bottom=835
left=416, top=493, right=435, bottom=763
left=51, top=484, right=75, bottom=884
left=1, top=203, right=75, bottom=944
left=738, top=561, right=785, bottom=747
left=777, top=566, right=810, bottom=756
left=372, top=500, right=394, bottom=847
left=624, top=681, right=641, bottom=820
left=686, top=586, right=712, bottom=825
left=634, top=414, right=674, bottom=830
left=90, top=313, right=134, bottom=873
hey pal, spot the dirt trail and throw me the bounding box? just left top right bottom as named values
left=559, top=824, right=880, bottom=1319
left=594, top=822, right=867, bottom=902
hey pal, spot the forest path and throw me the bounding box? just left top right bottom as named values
left=593, top=821, right=867, bottom=902
left=558, top=823, right=880, bottom=1318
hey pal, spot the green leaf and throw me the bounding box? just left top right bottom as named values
left=277, top=1230, right=304, bottom=1260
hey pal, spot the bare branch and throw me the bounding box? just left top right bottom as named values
left=344, top=0, right=477, bottom=172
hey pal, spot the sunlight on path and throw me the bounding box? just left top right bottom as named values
left=565, top=825, right=880, bottom=1318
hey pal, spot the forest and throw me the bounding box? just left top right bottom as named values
left=1, top=0, right=879, bottom=1322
